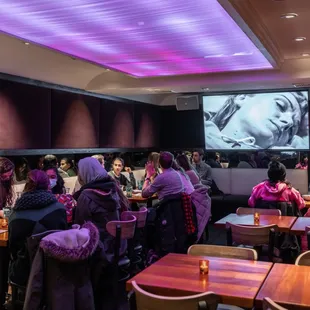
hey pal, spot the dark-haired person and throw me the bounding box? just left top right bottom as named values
left=176, top=154, right=200, bottom=186
left=206, top=152, right=222, bottom=169
left=248, top=161, right=305, bottom=212
left=192, top=150, right=212, bottom=187
left=0, top=157, right=14, bottom=218
left=142, top=152, right=183, bottom=200
left=14, top=157, right=30, bottom=183
left=295, top=155, right=308, bottom=170
left=171, top=161, right=194, bottom=195
left=204, top=92, right=308, bottom=149
left=108, top=157, right=136, bottom=189
left=8, top=170, right=67, bottom=286
left=43, top=154, right=69, bottom=179
left=60, top=157, right=77, bottom=177
left=44, top=166, right=77, bottom=224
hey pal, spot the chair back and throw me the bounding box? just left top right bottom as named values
left=131, top=281, right=220, bottom=310
left=122, top=207, right=147, bottom=228
left=263, top=297, right=287, bottom=310
left=237, top=207, right=281, bottom=216
left=187, top=244, right=257, bottom=261
left=295, top=250, right=310, bottom=266
left=106, top=213, right=137, bottom=240
left=227, top=222, right=277, bottom=246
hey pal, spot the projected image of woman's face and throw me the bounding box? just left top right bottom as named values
left=221, top=93, right=303, bottom=148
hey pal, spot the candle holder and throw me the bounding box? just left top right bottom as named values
left=199, top=260, right=209, bottom=275
left=254, top=212, right=260, bottom=225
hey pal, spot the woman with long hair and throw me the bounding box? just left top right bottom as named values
left=176, top=154, right=200, bottom=186
left=44, top=166, right=77, bottom=224
left=0, top=157, right=15, bottom=214
left=60, top=157, right=77, bottom=177
left=9, top=170, right=67, bottom=286
left=295, top=155, right=308, bottom=170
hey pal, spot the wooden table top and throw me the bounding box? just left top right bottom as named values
left=305, top=200, right=310, bottom=208
left=256, top=263, right=310, bottom=309
left=127, top=193, right=157, bottom=203
left=290, top=217, right=310, bottom=235
left=127, top=253, right=272, bottom=308
left=214, top=213, right=297, bottom=233
left=0, top=230, right=8, bottom=247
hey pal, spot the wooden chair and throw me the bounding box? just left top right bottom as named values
left=129, top=281, right=244, bottom=310
left=226, top=222, right=277, bottom=261
left=187, top=244, right=257, bottom=261
left=236, top=207, right=281, bottom=216
left=263, top=297, right=287, bottom=310
left=122, top=207, right=148, bottom=273
left=295, top=250, right=310, bottom=266
left=106, top=213, right=136, bottom=310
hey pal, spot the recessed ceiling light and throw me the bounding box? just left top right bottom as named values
left=24, top=42, right=30, bottom=45
left=294, top=37, right=306, bottom=42
left=281, top=13, right=298, bottom=19
left=301, top=53, right=310, bottom=57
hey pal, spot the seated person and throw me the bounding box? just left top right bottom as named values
left=171, top=160, right=194, bottom=195
left=142, top=152, right=184, bottom=200
left=248, top=161, right=305, bottom=213
left=43, top=154, right=69, bottom=178
left=60, top=157, right=77, bottom=177
left=192, top=149, right=212, bottom=187
left=108, top=157, right=136, bottom=189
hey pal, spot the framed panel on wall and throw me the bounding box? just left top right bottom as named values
left=51, top=90, right=100, bottom=148
left=0, top=79, right=51, bottom=149
left=100, top=100, right=134, bottom=148
left=134, top=103, right=160, bottom=148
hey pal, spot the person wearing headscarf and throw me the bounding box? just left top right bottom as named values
left=8, top=170, right=67, bottom=286
left=73, top=157, right=127, bottom=263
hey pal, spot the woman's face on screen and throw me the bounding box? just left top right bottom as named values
left=222, top=93, right=302, bottom=148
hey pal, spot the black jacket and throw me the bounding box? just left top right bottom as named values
left=8, top=190, right=67, bottom=286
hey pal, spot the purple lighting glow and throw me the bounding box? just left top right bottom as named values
left=0, top=0, right=273, bottom=77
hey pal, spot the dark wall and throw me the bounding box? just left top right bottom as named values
left=0, top=80, right=51, bottom=149
left=160, top=106, right=204, bottom=149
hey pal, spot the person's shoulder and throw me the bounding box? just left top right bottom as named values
left=252, top=181, right=266, bottom=191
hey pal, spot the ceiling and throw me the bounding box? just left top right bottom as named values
left=0, top=0, right=310, bottom=105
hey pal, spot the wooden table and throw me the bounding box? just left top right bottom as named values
left=290, top=217, right=310, bottom=235
left=127, top=193, right=157, bottom=208
left=305, top=200, right=310, bottom=208
left=127, top=253, right=272, bottom=308
left=0, top=231, right=8, bottom=247
left=256, top=263, right=310, bottom=309
left=214, top=213, right=297, bottom=233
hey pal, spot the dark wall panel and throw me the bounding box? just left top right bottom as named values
left=134, top=104, right=159, bottom=148
left=51, top=90, right=100, bottom=148
left=160, top=106, right=204, bottom=149
left=100, top=100, right=134, bottom=148
left=0, top=80, right=51, bottom=149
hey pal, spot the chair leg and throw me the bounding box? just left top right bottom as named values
left=128, top=290, right=137, bottom=310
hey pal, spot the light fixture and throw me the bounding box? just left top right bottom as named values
left=301, top=53, right=310, bottom=57
left=281, top=13, right=298, bottom=19
left=24, top=42, right=30, bottom=45
left=201, top=87, right=210, bottom=91
left=294, top=37, right=306, bottom=42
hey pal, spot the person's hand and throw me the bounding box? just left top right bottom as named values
left=145, top=162, right=155, bottom=178
left=125, top=167, right=132, bottom=173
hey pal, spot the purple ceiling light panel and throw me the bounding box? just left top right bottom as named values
left=0, top=0, right=273, bottom=77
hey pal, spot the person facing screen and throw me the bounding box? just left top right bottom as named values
left=204, top=92, right=308, bottom=150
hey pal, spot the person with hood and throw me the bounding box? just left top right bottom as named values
left=24, top=222, right=99, bottom=310
left=8, top=169, right=67, bottom=287
left=73, top=157, right=127, bottom=263
left=248, top=160, right=305, bottom=212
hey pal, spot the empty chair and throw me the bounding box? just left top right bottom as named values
left=263, top=297, right=287, bottom=310
left=226, top=222, right=277, bottom=261
left=236, top=207, right=281, bottom=216
left=188, top=244, right=257, bottom=261
left=295, top=250, right=310, bottom=266
left=129, top=281, right=244, bottom=310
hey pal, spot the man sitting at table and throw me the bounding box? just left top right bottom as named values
left=142, top=152, right=183, bottom=200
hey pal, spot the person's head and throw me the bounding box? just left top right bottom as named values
left=60, top=157, right=75, bottom=172
left=43, top=155, right=58, bottom=170
left=44, top=166, right=65, bottom=194
left=148, top=152, right=160, bottom=170
left=176, top=154, right=192, bottom=171
left=37, top=156, right=45, bottom=170
left=24, top=170, right=50, bottom=193
left=267, top=161, right=287, bottom=183
left=212, top=92, right=308, bottom=148
left=0, top=157, right=15, bottom=207
left=159, top=152, right=174, bottom=170
left=302, top=155, right=308, bottom=164
left=14, top=157, right=30, bottom=182
left=192, top=149, right=204, bottom=164
left=206, top=152, right=217, bottom=161
left=112, top=158, right=124, bottom=176
left=78, top=157, right=108, bottom=186
left=92, top=154, right=105, bottom=168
